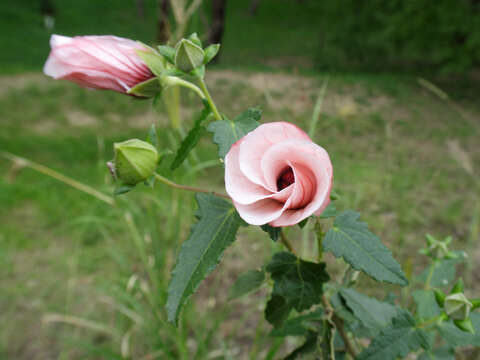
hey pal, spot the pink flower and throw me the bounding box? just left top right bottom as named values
left=43, top=34, right=154, bottom=94
left=225, top=122, right=333, bottom=227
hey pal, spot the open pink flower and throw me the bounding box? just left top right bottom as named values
left=43, top=34, right=154, bottom=94
left=225, top=122, right=333, bottom=227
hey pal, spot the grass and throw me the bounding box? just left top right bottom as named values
left=1, top=1, right=480, bottom=358
left=0, top=0, right=326, bottom=74
left=1, top=69, right=479, bottom=359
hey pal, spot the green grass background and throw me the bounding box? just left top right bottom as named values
left=1, top=1, right=480, bottom=359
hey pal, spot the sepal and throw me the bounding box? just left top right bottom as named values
left=454, top=318, right=475, bottom=334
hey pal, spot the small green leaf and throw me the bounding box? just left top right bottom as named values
left=320, top=202, right=337, bottom=219
left=228, top=269, right=265, bottom=300
left=166, top=194, right=244, bottom=325
left=357, top=310, right=430, bottom=360
left=284, top=331, right=318, bottom=360
left=270, top=308, right=324, bottom=337
left=261, top=224, right=281, bottom=242
left=204, top=44, right=220, bottom=64
left=128, top=77, right=161, bottom=97
left=323, top=210, right=408, bottom=286
left=339, top=288, right=400, bottom=334
left=146, top=124, right=158, bottom=148
left=170, top=107, right=212, bottom=170
left=157, top=45, right=175, bottom=64
left=113, top=184, right=135, bottom=195
left=418, top=347, right=455, bottom=360
left=207, top=108, right=261, bottom=158
left=135, top=49, right=165, bottom=77
left=265, top=295, right=292, bottom=327
left=297, top=217, right=310, bottom=228
left=412, top=290, right=442, bottom=320
left=437, top=313, right=480, bottom=346
left=266, top=252, right=329, bottom=312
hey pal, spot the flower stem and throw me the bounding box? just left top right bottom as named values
left=417, top=313, right=447, bottom=328
left=424, top=260, right=437, bottom=290
left=322, top=295, right=357, bottom=358
left=280, top=230, right=296, bottom=254
left=198, top=78, right=222, bottom=121
left=154, top=173, right=229, bottom=199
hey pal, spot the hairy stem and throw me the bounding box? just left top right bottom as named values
left=154, top=173, right=229, bottom=199
left=424, top=260, right=437, bottom=290
left=322, top=295, right=357, bottom=358
left=198, top=77, right=222, bottom=121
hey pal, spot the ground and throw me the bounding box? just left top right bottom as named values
left=1, top=69, right=479, bottom=359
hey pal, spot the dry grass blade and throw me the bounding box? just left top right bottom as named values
left=446, top=139, right=474, bottom=176
left=43, top=313, right=121, bottom=340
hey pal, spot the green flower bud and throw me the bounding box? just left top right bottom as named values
left=454, top=318, right=475, bottom=334
left=174, top=39, right=205, bottom=73
left=112, top=139, right=158, bottom=185
left=444, top=293, right=472, bottom=321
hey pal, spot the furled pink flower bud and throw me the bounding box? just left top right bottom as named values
left=225, top=122, right=333, bottom=227
left=43, top=34, right=154, bottom=94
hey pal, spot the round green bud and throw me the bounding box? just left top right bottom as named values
left=174, top=39, right=205, bottom=73
left=444, top=293, right=472, bottom=321
left=113, top=139, right=158, bottom=185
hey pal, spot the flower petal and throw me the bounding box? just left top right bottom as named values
left=238, top=122, right=310, bottom=190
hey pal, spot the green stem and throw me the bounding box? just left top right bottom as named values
left=417, top=313, right=447, bottom=328
left=315, top=220, right=324, bottom=262
left=198, top=77, right=222, bottom=121
left=1, top=151, right=114, bottom=205
left=154, top=173, right=229, bottom=199
left=280, top=230, right=295, bottom=254
left=424, top=260, right=437, bottom=290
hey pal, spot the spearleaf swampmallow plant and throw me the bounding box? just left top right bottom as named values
left=43, top=33, right=480, bottom=358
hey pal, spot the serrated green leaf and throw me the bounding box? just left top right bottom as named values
left=157, top=45, right=175, bottom=64
left=357, top=310, right=430, bottom=360
left=265, top=295, right=292, bottom=327
left=113, top=184, right=135, bottom=195
left=412, top=290, right=442, bottom=320
left=128, top=77, right=161, bottom=97
left=207, top=108, right=261, bottom=158
left=266, top=252, right=329, bottom=312
left=330, top=292, right=374, bottom=338
left=283, top=331, right=318, bottom=360
left=170, top=107, right=212, bottom=170
left=323, top=210, right=408, bottom=286
left=339, top=288, right=400, bottom=334
left=417, top=255, right=464, bottom=287
left=228, top=269, right=265, bottom=300
left=261, top=224, right=281, bottom=241
left=418, top=347, right=455, bottom=360
left=166, top=194, right=243, bottom=325
left=320, top=202, right=337, bottom=219
left=437, top=313, right=480, bottom=346
left=135, top=49, right=165, bottom=77
left=204, top=44, right=220, bottom=64
left=270, top=308, right=324, bottom=337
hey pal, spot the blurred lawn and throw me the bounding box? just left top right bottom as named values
left=0, top=0, right=325, bottom=73
left=1, top=70, right=480, bottom=359
left=1, top=1, right=480, bottom=359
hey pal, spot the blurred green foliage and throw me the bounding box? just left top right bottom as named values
left=316, top=0, right=480, bottom=73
